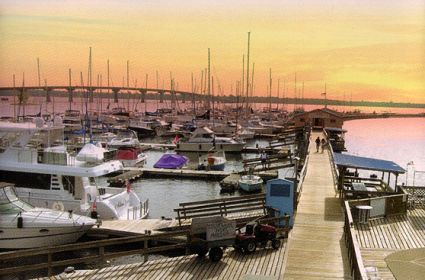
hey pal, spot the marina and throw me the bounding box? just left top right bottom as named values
left=0, top=120, right=423, bottom=279
left=0, top=1, right=425, bottom=279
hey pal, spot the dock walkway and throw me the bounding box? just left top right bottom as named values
left=283, top=132, right=352, bottom=279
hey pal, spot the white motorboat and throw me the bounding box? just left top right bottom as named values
left=237, top=128, right=255, bottom=140
left=198, top=150, right=226, bottom=171
left=0, top=182, right=96, bottom=249
left=238, top=174, right=263, bottom=192
left=62, top=109, right=83, bottom=133
left=175, top=127, right=245, bottom=152
left=0, top=120, right=149, bottom=220
left=107, top=129, right=140, bottom=148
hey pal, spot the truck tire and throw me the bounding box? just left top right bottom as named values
left=271, top=239, right=281, bottom=249
left=209, top=247, right=223, bottom=262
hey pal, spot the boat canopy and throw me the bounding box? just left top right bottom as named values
left=154, top=154, right=188, bottom=169
left=333, top=153, right=405, bottom=174
left=324, top=127, right=347, bottom=133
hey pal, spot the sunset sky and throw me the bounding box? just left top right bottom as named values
left=1, top=0, right=424, bottom=103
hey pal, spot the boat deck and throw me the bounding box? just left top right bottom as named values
left=283, top=132, right=352, bottom=279
left=354, top=208, right=425, bottom=279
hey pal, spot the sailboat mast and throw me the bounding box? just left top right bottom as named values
left=250, top=62, right=255, bottom=99
left=127, top=60, right=130, bottom=111
left=241, top=54, right=244, bottom=103
left=37, top=58, right=41, bottom=87
left=13, top=74, right=16, bottom=120
left=294, top=72, right=297, bottom=111
left=107, top=59, right=110, bottom=106
left=245, top=32, right=250, bottom=115
left=68, top=69, right=72, bottom=110
left=277, top=78, right=280, bottom=110
left=208, top=48, right=211, bottom=110
left=269, top=68, right=272, bottom=119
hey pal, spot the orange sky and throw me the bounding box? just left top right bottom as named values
left=0, top=0, right=424, bottom=103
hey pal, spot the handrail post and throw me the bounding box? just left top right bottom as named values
left=47, top=252, right=52, bottom=276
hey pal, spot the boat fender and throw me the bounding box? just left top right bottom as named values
left=17, top=216, right=23, bottom=228
left=52, top=201, right=65, bottom=211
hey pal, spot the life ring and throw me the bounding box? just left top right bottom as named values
left=52, top=201, right=65, bottom=211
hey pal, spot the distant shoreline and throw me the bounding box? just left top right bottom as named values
left=0, top=89, right=424, bottom=110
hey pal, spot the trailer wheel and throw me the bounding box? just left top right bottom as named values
left=209, top=247, right=223, bottom=262
left=196, top=247, right=209, bottom=257
left=271, top=239, right=281, bottom=249
left=244, top=241, right=256, bottom=253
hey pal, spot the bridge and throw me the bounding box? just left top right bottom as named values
left=0, top=85, right=207, bottom=104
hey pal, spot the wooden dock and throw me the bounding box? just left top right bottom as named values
left=353, top=208, right=425, bottom=279
left=283, top=132, right=352, bottom=279
left=140, top=167, right=231, bottom=180
left=47, top=240, right=288, bottom=280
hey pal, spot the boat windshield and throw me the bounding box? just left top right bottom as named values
left=0, top=186, right=34, bottom=214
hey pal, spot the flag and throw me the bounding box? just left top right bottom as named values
left=92, top=198, right=97, bottom=211
left=126, top=180, right=131, bottom=193
left=172, top=135, right=181, bottom=145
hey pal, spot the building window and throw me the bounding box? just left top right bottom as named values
left=330, top=119, right=336, bottom=123
left=300, top=118, right=305, bottom=122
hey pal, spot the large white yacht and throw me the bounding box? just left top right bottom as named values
left=175, top=127, right=246, bottom=152
left=0, top=119, right=149, bottom=220
left=0, top=182, right=96, bottom=249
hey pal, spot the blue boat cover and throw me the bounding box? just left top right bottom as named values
left=333, top=153, right=405, bottom=173
left=154, top=154, right=189, bottom=169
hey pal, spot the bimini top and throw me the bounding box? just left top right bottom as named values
left=333, top=153, right=405, bottom=174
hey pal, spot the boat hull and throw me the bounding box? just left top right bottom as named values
left=238, top=175, right=263, bottom=192
left=239, top=181, right=263, bottom=192
left=0, top=225, right=93, bottom=249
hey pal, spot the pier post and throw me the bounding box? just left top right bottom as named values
left=89, top=87, right=94, bottom=103
left=159, top=90, right=164, bottom=103
left=139, top=89, right=146, bottom=103
left=67, top=87, right=74, bottom=103
left=45, top=87, right=51, bottom=103
left=112, top=88, right=120, bottom=103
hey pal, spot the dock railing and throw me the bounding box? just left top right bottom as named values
left=400, top=185, right=425, bottom=209
left=0, top=230, right=190, bottom=278
left=343, top=200, right=368, bottom=280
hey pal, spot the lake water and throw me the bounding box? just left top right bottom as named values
left=343, top=118, right=425, bottom=187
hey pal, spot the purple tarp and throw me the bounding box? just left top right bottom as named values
left=153, top=154, right=189, bottom=169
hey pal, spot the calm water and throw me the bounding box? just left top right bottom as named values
left=343, top=118, right=425, bottom=187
